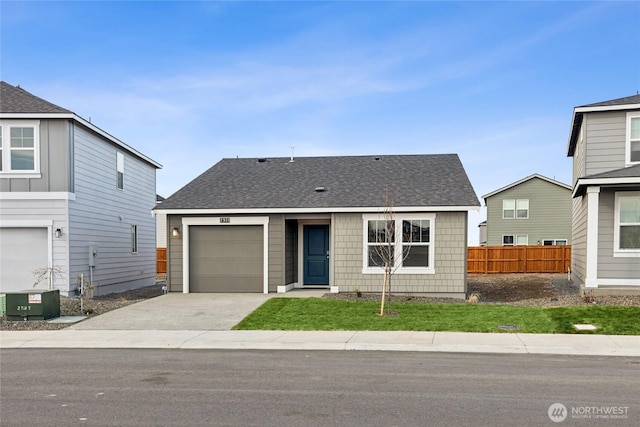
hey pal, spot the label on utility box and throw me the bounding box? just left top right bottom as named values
left=28, top=294, right=42, bottom=304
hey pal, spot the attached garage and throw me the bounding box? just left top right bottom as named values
left=189, top=225, right=264, bottom=292
left=0, top=227, right=49, bottom=293
left=175, top=217, right=270, bottom=293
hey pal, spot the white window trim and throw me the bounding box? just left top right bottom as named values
left=116, top=151, right=124, bottom=190
left=131, top=224, right=138, bottom=253
left=613, top=191, right=640, bottom=257
left=626, top=112, right=640, bottom=166
left=0, top=120, right=41, bottom=177
left=502, top=234, right=528, bottom=246
left=502, top=199, right=529, bottom=219
left=542, top=239, right=568, bottom=246
left=362, top=213, right=435, bottom=275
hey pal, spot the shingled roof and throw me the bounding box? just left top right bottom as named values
left=567, top=94, right=640, bottom=157
left=0, top=81, right=72, bottom=114
left=0, top=81, right=162, bottom=168
left=159, top=154, right=480, bottom=211
left=572, top=164, right=640, bottom=197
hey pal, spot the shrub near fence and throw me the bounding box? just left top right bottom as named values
left=468, top=245, right=571, bottom=274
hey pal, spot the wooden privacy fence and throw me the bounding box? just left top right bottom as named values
left=156, top=248, right=167, bottom=275
left=468, top=245, right=571, bottom=274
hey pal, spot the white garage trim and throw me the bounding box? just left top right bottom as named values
left=181, top=216, right=270, bottom=294
left=0, top=219, right=54, bottom=276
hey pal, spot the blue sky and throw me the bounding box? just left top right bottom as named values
left=2, top=1, right=639, bottom=244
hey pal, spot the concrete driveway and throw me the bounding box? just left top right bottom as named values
left=69, top=290, right=326, bottom=331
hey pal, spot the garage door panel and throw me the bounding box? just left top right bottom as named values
left=189, top=225, right=263, bottom=293
left=0, top=228, right=49, bottom=293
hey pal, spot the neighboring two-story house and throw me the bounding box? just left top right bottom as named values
left=481, top=174, right=572, bottom=247
left=567, top=94, right=640, bottom=292
left=0, top=81, right=162, bottom=296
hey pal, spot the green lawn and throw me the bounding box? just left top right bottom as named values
left=232, top=298, right=640, bottom=335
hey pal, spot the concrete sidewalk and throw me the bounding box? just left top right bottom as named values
left=1, top=292, right=638, bottom=356
left=1, top=329, right=639, bottom=356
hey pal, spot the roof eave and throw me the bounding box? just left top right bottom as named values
left=572, top=176, right=640, bottom=198
left=155, top=205, right=481, bottom=215
left=0, top=112, right=162, bottom=169
left=482, top=173, right=571, bottom=202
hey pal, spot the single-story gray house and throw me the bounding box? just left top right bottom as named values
left=155, top=154, right=480, bottom=298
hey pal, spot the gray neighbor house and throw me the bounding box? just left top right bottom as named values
left=481, top=174, right=572, bottom=247
left=156, top=154, right=480, bottom=298
left=0, top=81, right=161, bottom=296
left=567, top=94, right=640, bottom=293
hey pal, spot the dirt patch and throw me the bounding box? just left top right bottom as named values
left=467, top=273, right=573, bottom=302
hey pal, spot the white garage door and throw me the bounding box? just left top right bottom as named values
left=0, top=228, right=49, bottom=293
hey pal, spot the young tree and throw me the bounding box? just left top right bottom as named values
left=368, top=188, right=413, bottom=316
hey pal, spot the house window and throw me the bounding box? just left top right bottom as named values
left=363, top=214, right=435, bottom=274
left=503, top=235, right=528, bottom=246
left=542, top=239, right=568, bottom=246
left=0, top=121, right=40, bottom=175
left=116, top=151, right=124, bottom=189
left=366, top=220, right=394, bottom=268
left=402, top=219, right=430, bottom=267
left=627, top=114, right=640, bottom=164
left=131, top=224, right=138, bottom=253
left=614, top=192, right=640, bottom=255
left=503, top=199, right=529, bottom=219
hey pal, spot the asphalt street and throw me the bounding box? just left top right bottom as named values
left=1, top=349, right=638, bottom=426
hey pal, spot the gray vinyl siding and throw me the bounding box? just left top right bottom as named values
left=597, top=190, right=640, bottom=280
left=0, top=119, right=71, bottom=192
left=268, top=214, right=284, bottom=292
left=571, top=195, right=587, bottom=284
left=0, top=198, right=70, bottom=290
left=583, top=111, right=628, bottom=176
left=68, top=125, right=156, bottom=295
left=572, top=125, right=586, bottom=185
left=167, top=215, right=183, bottom=292
left=332, top=211, right=467, bottom=298
left=284, top=219, right=298, bottom=284
left=485, top=178, right=572, bottom=246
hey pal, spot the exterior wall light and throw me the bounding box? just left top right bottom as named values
left=172, top=227, right=180, bottom=238
left=55, top=228, right=63, bottom=238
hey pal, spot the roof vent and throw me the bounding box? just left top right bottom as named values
left=374, top=156, right=380, bottom=161
left=315, top=186, right=325, bottom=192
left=257, top=158, right=267, bottom=163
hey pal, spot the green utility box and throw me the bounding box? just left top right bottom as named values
left=5, top=290, right=60, bottom=321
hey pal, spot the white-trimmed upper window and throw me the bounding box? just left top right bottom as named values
left=116, top=151, right=124, bottom=189
left=614, top=192, right=640, bottom=256
left=0, top=121, right=40, bottom=176
left=627, top=113, right=640, bottom=165
left=503, top=199, right=529, bottom=219
left=363, top=214, right=435, bottom=274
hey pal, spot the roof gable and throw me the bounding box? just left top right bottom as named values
left=567, top=94, right=640, bottom=157
left=159, top=154, right=480, bottom=211
left=0, top=81, right=161, bottom=169
left=482, top=174, right=571, bottom=202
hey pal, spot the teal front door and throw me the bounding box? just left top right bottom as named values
left=303, top=225, right=329, bottom=285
